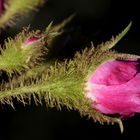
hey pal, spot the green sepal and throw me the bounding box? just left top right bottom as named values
left=98, top=22, right=132, bottom=51
left=0, top=0, right=45, bottom=28
left=0, top=28, right=48, bottom=74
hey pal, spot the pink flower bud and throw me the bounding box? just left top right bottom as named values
left=22, top=35, right=46, bottom=49
left=24, top=36, right=41, bottom=45
left=85, top=58, right=140, bottom=118
left=0, top=0, right=5, bottom=16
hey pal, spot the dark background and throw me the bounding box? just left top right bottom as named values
left=0, top=0, right=140, bottom=139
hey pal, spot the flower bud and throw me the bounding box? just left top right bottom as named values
left=24, top=36, right=42, bottom=45
left=22, top=35, right=45, bottom=49
left=85, top=58, right=140, bottom=118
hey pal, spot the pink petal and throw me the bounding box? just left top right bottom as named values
left=86, top=58, right=140, bottom=117
left=89, top=59, right=139, bottom=86
left=24, top=36, right=41, bottom=45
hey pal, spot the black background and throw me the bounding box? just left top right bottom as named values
left=0, top=0, right=140, bottom=139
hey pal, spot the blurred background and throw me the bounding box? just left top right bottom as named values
left=0, top=0, right=140, bottom=139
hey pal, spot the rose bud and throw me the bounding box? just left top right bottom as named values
left=85, top=58, right=140, bottom=118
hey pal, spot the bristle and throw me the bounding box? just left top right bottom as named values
left=0, top=0, right=45, bottom=28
